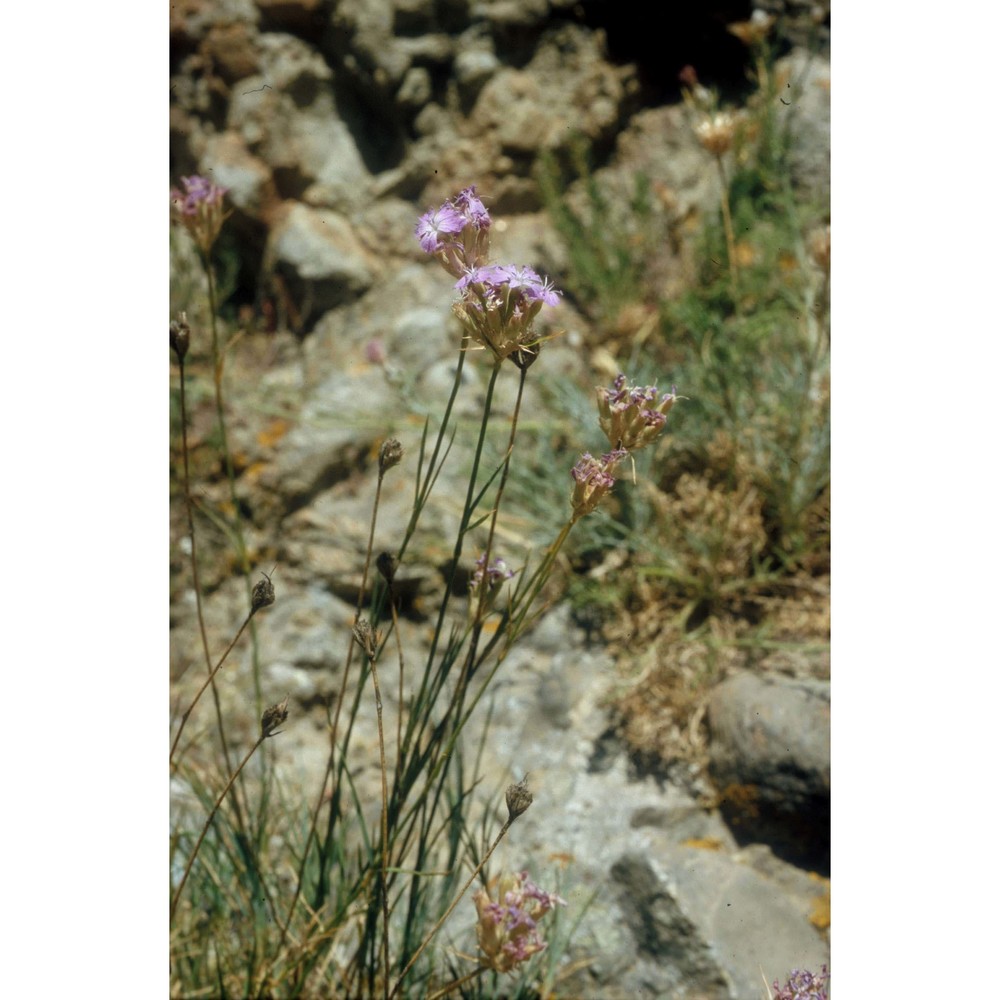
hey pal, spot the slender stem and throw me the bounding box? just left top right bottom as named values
left=714, top=153, right=739, bottom=308
left=170, top=612, right=253, bottom=762
left=389, top=818, right=512, bottom=999
left=202, top=252, right=264, bottom=716
left=422, top=516, right=578, bottom=797
left=473, top=362, right=528, bottom=624
left=174, top=352, right=240, bottom=785
left=403, top=360, right=502, bottom=759
left=423, top=360, right=502, bottom=674
left=427, top=966, right=488, bottom=1000
left=363, top=645, right=392, bottom=1000
left=387, top=585, right=405, bottom=779
left=170, top=734, right=265, bottom=921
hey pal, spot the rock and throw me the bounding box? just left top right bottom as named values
left=264, top=203, right=375, bottom=329
left=170, top=0, right=260, bottom=47
left=777, top=49, right=831, bottom=202
left=606, top=848, right=829, bottom=999
left=256, top=0, right=327, bottom=35
left=199, top=132, right=276, bottom=218
left=707, top=670, right=830, bottom=873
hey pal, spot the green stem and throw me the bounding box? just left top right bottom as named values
left=389, top=817, right=512, bottom=999
left=714, top=154, right=740, bottom=309
left=202, top=252, right=264, bottom=717
left=174, top=354, right=234, bottom=769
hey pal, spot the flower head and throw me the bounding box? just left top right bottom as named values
left=415, top=185, right=492, bottom=277
left=727, top=10, right=776, bottom=47
left=170, top=175, right=229, bottom=254
left=473, top=871, right=566, bottom=974
left=570, top=448, right=627, bottom=520
left=471, top=552, right=515, bottom=592
left=597, top=373, right=677, bottom=452
left=453, top=263, right=560, bottom=363
left=771, top=965, right=830, bottom=1000
left=469, top=551, right=516, bottom=619
left=694, top=110, right=741, bottom=156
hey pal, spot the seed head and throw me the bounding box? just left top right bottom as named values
left=379, top=438, right=403, bottom=475
left=261, top=696, right=289, bottom=738
left=505, top=775, right=533, bottom=824
left=352, top=617, right=380, bottom=659
left=510, top=340, right=541, bottom=371
left=251, top=570, right=276, bottom=614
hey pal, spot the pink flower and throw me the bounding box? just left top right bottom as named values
left=170, top=175, right=229, bottom=253
left=473, top=871, right=565, bottom=974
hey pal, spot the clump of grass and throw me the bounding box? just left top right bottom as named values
left=170, top=183, right=678, bottom=996
left=537, top=137, right=657, bottom=329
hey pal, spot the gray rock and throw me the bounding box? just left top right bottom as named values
left=778, top=49, right=831, bottom=202
left=454, top=46, right=500, bottom=99
left=396, top=66, right=433, bottom=110
left=200, top=132, right=274, bottom=217
left=265, top=203, right=375, bottom=327
left=605, top=848, right=828, bottom=999
left=708, top=671, right=830, bottom=872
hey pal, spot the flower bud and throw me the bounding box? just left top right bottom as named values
left=170, top=313, right=191, bottom=361
left=376, top=551, right=398, bottom=584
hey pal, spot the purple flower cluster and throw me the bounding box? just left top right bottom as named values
left=597, top=373, right=678, bottom=452
left=570, top=448, right=628, bottom=521
left=568, top=374, right=678, bottom=519
left=771, top=965, right=830, bottom=1000
left=415, top=185, right=492, bottom=278
left=170, top=174, right=229, bottom=253
left=469, top=552, right=516, bottom=618
left=471, top=553, right=516, bottom=591
left=415, top=189, right=679, bottom=524
left=171, top=175, right=228, bottom=217
left=416, top=187, right=561, bottom=363
left=473, top=871, right=566, bottom=973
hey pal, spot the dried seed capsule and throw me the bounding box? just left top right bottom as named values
left=251, top=570, right=275, bottom=614
left=505, top=776, right=533, bottom=824
left=261, top=696, right=289, bottom=738
left=376, top=551, right=398, bottom=584
left=352, top=617, right=380, bottom=659
left=378, top=438, right=403, bottom=475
